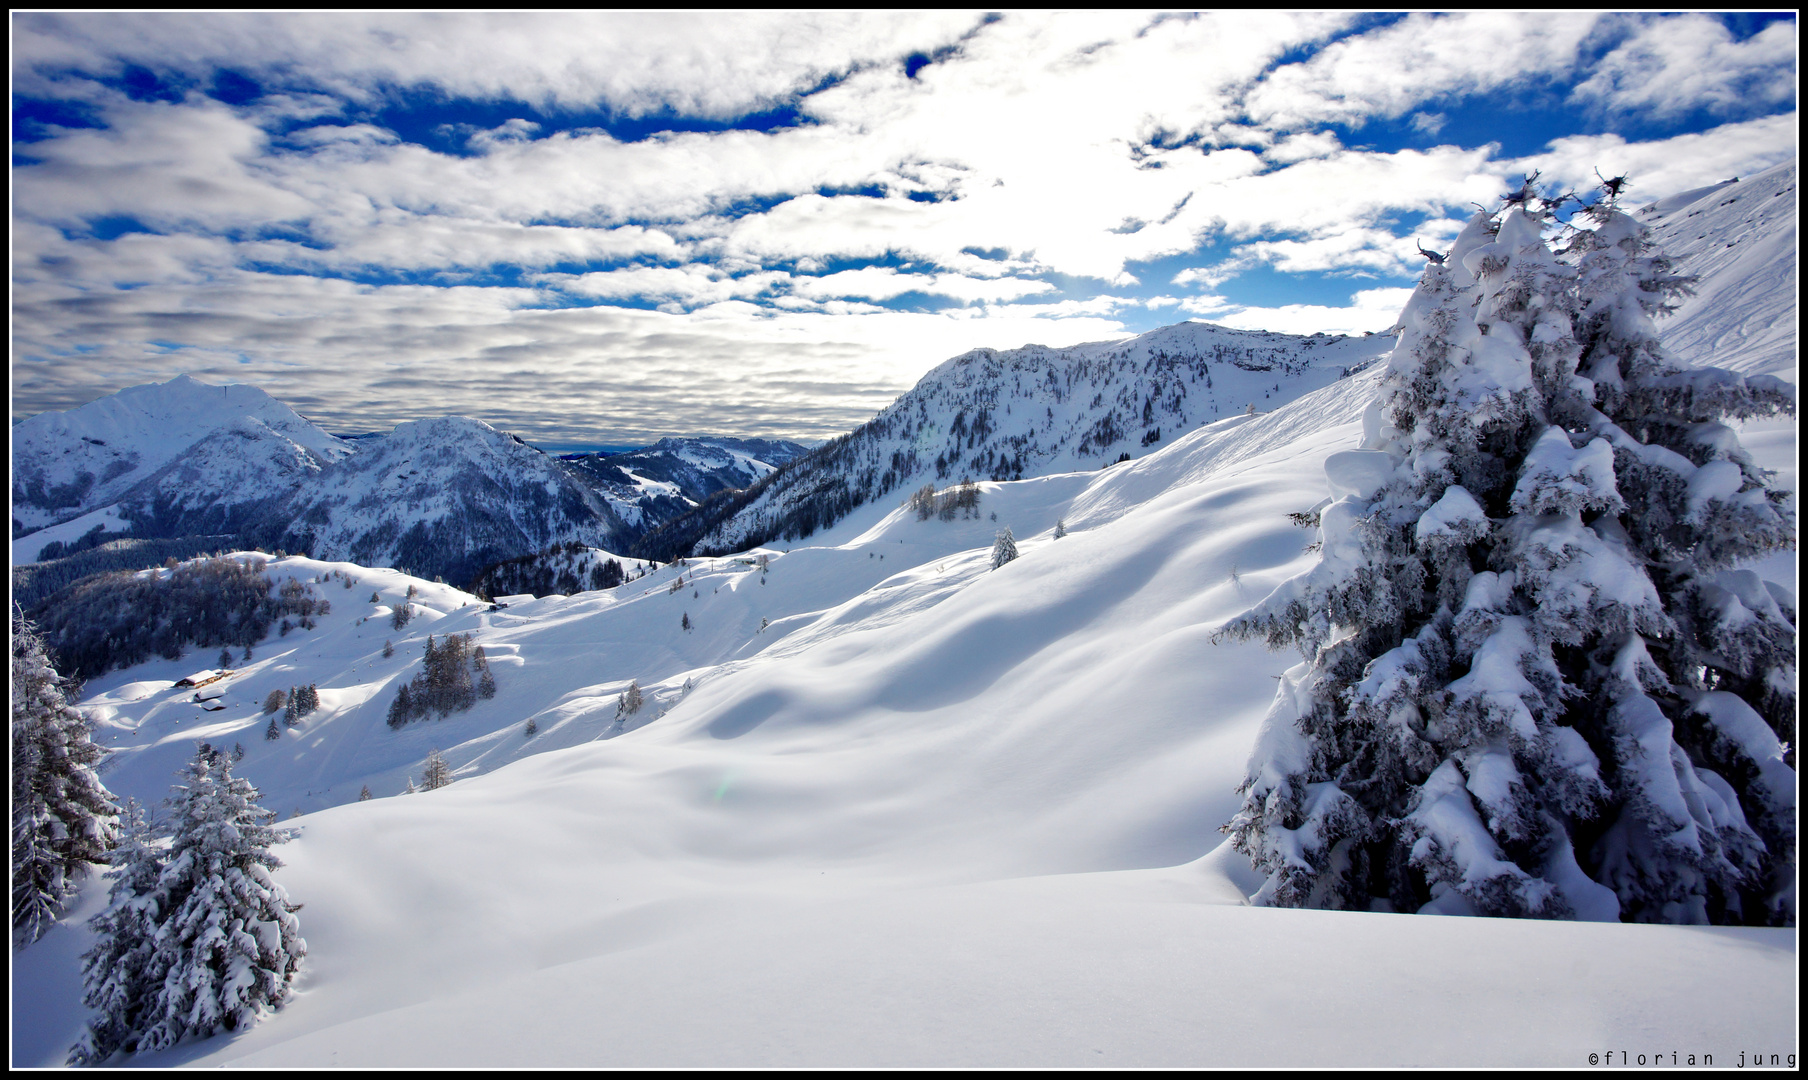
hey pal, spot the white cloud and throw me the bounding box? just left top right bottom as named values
left=13, top=12, right=987, bottom=117
left=10, top=12, right=1796, bottom=445
left=1572, top=16, right=1797, bottom=119
left=1512, top=112, right=1798, bottom=201
left=790, top=268, right=1055, bottom=305
left=11, top=264, right=1134, bottom=444
left=1190, top=285, right=1416, bottom=337
left=548, top=266, right=788, bottom=305
left=1244, top=12, right=1605, bottom=129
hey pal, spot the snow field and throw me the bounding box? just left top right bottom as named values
left=20, top=360, right=1794, bottom=1065
left=13, top=171, right=1797, bottom=1067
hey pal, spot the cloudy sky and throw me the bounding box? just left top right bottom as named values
left=11, top=12, right=1797, bottom=450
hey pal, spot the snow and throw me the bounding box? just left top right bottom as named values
left=15, top=359, right=1793, bottom=1066
left=9, top=504, right=130, bottom=567
left=10, top=166, right=1797, bottom=1066
left=1322, top=448, right=1394, bottom=501
left=1415, top=485, right=1487, bottom=544
left=1642, top=162, right=1796, bottom=382
left=12, top=374, right=350, bottom=536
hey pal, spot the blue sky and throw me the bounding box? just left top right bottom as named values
left=11, top=12, right=1797, bottom=449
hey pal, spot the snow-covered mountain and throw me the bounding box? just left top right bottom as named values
left=642, top=321, right=1396, bottom=558
left=1639, top=158, right=1796, bottom=381
left=11, top=374, right=351, bottom=537
left=560, top=436, right=812, bottom=533
left=269, top=416, right=631, bottom=588
left=12, top=379, right=813, bottom=586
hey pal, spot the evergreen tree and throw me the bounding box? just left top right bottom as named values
left=524, top=716, right=537, bottom=737
left=282, top=690, right=301, bottom=728
left=217, top=648, right=234, bottom=670
left=1054, top=518, right=1068, bottom=539
left=69, top=800, right=166, bottom=1065
left=13, top=605, right=119, bottom=943
left=387, top=684, right=414, bottom=730
left=358, top=785, right=372, bottom=802
left=682, top=613, right=692, bottom=632
left=618, top=680, right=643, bottom=720
left=264, top=718, right=282, bottom=741
left=382, top=639, right=395, bottom=659
left=87, top=746, right=304, bottom=1055
left=402, top=777, right=416, bottom=795
left=1217, top=183, right=1795, bottom=924
left=990, top=527, right=1019, bottom=570
left=478, top=669, right=497, bottom=700
left=421, top=749, right=454, bottom=791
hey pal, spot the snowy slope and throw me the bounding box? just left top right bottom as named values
left=271, top=416, right=630, bottom=588
left=642, top=321, right=1392, bottom=559
left=1641, top=158, right=1797, bottom=381
left=15, top=364, right=1793, bottom=1067
left=114, top=416, right=352, bottom=539
left=11, top=169, right=1795, bottom=1067
left=11, top=374, right=351, bottom=537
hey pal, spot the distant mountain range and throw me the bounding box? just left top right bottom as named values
left=12, top=323, right=1390, bottom=584
left=12, top=381, right=809, bottom=587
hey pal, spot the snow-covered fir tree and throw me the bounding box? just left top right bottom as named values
left=619, top=679, right=644, bottom=720
left=13, top=605, right=119, bottom=944
left=77, top=744, right=304, bottom=1058
left=991, top=527, right=1019, bottom=570
left=69, top=800, right=166, bottom=1065
left=1218, top=180, right=1795, bottom=925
